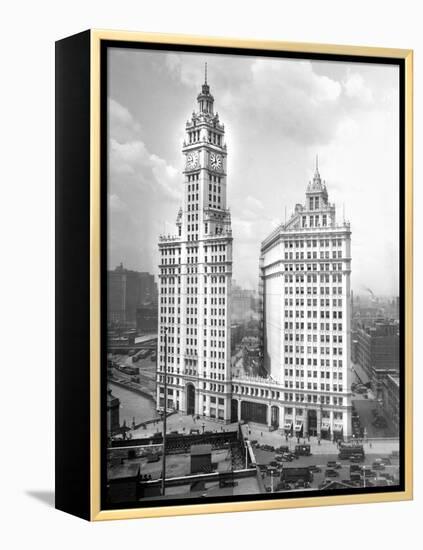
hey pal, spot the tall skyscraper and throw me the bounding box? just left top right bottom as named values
left=157, top=68, right=233, bottom=421
left=258, top=160, right=352, bottom=438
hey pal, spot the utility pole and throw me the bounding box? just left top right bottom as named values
left=161, top=326, right=168, bottom=496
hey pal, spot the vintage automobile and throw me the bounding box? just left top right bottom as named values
left=294, top=444, right=312, bottom=456
left=325, top=468, right=339, bottom=478
left=327, top=460, right=342, bottom=469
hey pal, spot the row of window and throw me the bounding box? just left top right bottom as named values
left=285, top=298, right=343, bottom=306
left=284, top=369, right=344, bottom=379
left=208, top=131, right=222, bottom=146
left=284, top=310, right=343, bottom=320
left=284, top=285, right=343, bottom=295
left=284, top=263, right=344, bottom=272
left=302, top=214, right=329, bottom=227
left=285, top=239, right=343, bottom=249
left=285, top=381, right=344, bottom=392
left=232, top=386, right=344, bottom=406
left=161, top=247, right=181, bottom=255
left=284, top=357, right=344, bottom=367
left=284, top=334, right=344, bottom=343
left=285, top=274, right=343, bottom=283
left=308, top=196, right=321, bottom=210
left=285, top=251, right=343, bottom=260
left=284, top=346, right=344, bottom=355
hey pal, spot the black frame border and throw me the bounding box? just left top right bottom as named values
left=99, top=39, right=406, bottom=512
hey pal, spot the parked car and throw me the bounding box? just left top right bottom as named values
left=294, top=479, right=311, bottom=489
left=380, top=473, right=395, bottom=482
left=372, top=459, right=386, bottom=470
left=276, top=482, right=292, bottom=491
left=327, top=461, right=342, bottom=469
left=361, top=467, right=376, bottom=477
left=280, top=454, right=294, bottom=462
left=349, top=455, right=364, bottom=463
left=309, top=465, right=322, bottom=473
left=295, top=444, right=312, bottom=456
left=325, top=468, right=339, bottom=478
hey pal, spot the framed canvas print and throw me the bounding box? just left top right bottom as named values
left=55, top=30, right=413, bottom=521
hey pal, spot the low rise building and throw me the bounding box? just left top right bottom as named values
left=381, top=374, right=400, bottom=433
left=355, top=318, right=399, bottom=394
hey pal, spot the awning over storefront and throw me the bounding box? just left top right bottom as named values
left=294, top=422, right=303, bottom=432
left=321, top=423, right=331, bottom=431
left=333, top=424, right=344, bottom=432
left=284, top=421, right=292, bottom=430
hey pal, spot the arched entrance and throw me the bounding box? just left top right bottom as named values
left=186, top=384, right=195, bottom=415
left=271, top=406, right=279, bottom=428
left=307, top=409, right=318, bottom=436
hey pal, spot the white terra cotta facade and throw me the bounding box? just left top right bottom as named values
left=157, top=72, right=233, bottom=422
left=252, top=161, right=352, bottom=439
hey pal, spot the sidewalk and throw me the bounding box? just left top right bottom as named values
left=128, top=413, right=399, bottom=457
left=242, top=423, right=339, bottom=455
left=242, top=423, right=399, bottom=456
left=131, top=412, right=239, bottom=439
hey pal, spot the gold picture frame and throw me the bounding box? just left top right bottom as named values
left=55, top=29, right=413, bottom=521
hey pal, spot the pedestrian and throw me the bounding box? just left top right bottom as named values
left=318, top=438, right=321, bottom=446
left=261, top=432, right=263, bottom=437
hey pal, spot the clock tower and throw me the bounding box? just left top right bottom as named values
left=157, top=66, right=233, bottom=422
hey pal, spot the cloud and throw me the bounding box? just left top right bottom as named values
left=108, top=99, right=182, bottom=272
left=109, top=194, right=127, bottom=212
left=108, top=50, right=399, bottom=294
left=245, top=195, right=264, bottom=210
left=343, top=72, right=373, bottom=103
left=109, top=98, right=142, bottom=142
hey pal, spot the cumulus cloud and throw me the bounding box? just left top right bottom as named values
left=108, top=50, right=399, bottom=294
left=343, top=72, right=374, bottom=103
left=109, top=98, right=142, bottom=142
left=108, top=98, right=181, bottom=272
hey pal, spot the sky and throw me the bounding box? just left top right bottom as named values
left=107, top=47, right=399, bottom=296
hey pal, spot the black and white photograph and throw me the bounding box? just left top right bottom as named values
left=104, top=44, right=404, bottom=508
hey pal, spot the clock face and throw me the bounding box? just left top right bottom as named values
left=209, top=152, right=223, bottom=171
left=186, top=151, right=199, bottom=170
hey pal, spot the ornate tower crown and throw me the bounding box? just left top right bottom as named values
left=197, top=63, right=214, bottom=115
left=308, top=155, right=324, bottom=192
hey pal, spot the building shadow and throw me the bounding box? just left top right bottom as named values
left=26, top=490, right=55, bottom=508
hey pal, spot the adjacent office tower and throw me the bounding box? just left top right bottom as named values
left=260, top=160, right=352, bottom=438
left=157, top=69, right=233, bottom=421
